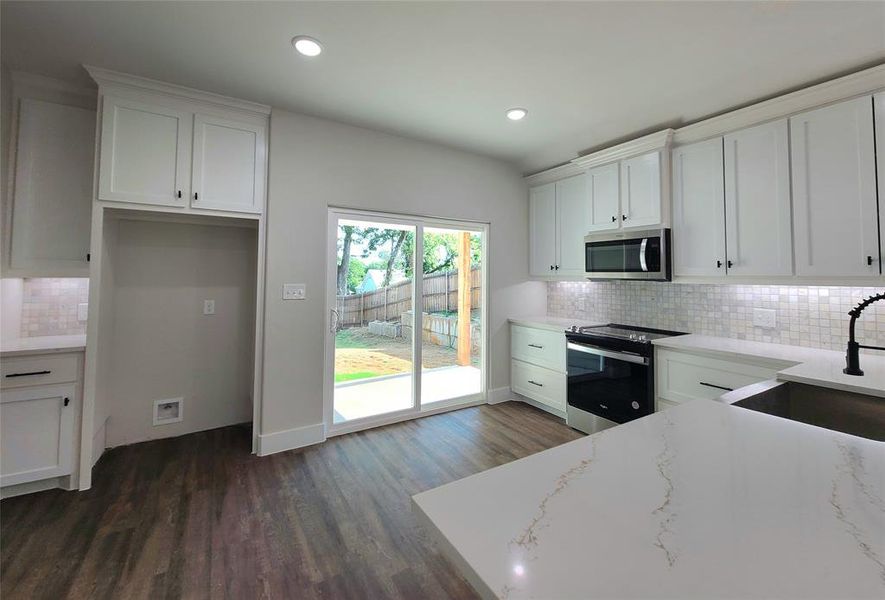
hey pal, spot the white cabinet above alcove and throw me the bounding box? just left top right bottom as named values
left=87, top=66, right=269, bottom=217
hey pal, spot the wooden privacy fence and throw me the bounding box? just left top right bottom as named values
left=337, top=268, right=481, bottom=327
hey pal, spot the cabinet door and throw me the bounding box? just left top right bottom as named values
left=672, top=138, right=726, bottom=277
left=191, top=114, right=266, bottom=213
left=586, top=163, right=620, bottom=232
left=1, top=384, right=76, bottom=487
left=555, top=173, right=590, bottom=276
left=875, top=92, right=885, bottom=279
left=620, top=151, right=661, bottom=228
left=790, top=96, right=878, bottom=277
left=9, top=99, right=95, bottom=276
left=529, top=183, right=557, bottom=276
left=724, top=119, right=793, bottom=276
left=98, top=95, right=192, bottom=207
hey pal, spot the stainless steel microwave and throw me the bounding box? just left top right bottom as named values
left=584, top=228, right=671, bottom=281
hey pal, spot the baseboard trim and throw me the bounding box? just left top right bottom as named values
left=487, top=386, right=515, bottom=405
left=257, top=422, right=326, bottom=456
left=1, top=477, right=65, bottom=499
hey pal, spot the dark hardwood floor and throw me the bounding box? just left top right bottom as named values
left=1, top=402, right=583, bottom=599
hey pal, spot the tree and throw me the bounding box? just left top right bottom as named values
left=346, top=259, right=367, bottom=293
left=336, top=225, right=355, bottom=295
left=360, top=228, right=413, bottom=286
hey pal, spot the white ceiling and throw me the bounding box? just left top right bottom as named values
left=2, top=1, right=884, bottom=174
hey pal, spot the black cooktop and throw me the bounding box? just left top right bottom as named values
left=566, top=323, right=687, bottom=345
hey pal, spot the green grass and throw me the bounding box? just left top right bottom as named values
left=335, top=329, right=372, bottom=349
left=335, top=371, right=381, bottom=383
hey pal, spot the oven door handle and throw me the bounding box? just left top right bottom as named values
left=639, top=238, right=649, bottom=272
left=567, top=342, right=649, bottom=365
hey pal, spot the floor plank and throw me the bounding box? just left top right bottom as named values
left=1, top=402, right=583, bottom=599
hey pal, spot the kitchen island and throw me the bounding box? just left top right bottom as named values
left=412, top=399, right=885, bottom=599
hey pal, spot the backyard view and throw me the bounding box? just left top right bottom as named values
left=333, top=218, right=482, bottom=423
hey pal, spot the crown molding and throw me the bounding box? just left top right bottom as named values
left=672, top=63, right=885, bottom=146
left=525, top=129, right=673, bottom=186
left=83, top=65, right=271, bottom=116
left=525, top=63, right=885, bottom=185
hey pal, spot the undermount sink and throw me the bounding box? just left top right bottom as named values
left=719, top=380, right=885, bottom=442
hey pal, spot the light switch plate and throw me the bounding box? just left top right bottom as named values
left=203, top=299, right=215, bottom=315
left=283, top=283, right=306, bottom=300
left=77, top=303, right=88, bottom=322
left=752, top=308, right=777, bottom=329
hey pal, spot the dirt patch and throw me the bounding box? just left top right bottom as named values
left=335, top=327, right=479, bottom=377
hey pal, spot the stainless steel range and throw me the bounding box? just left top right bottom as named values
left=564, top=323, right=687, bottom=434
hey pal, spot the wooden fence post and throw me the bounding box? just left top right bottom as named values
left=457, top=233, right=471, bottom=366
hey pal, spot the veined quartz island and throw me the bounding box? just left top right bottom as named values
left=412, top=400, right=885, bottom=599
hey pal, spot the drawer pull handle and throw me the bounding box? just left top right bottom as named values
left=5, top=370, right=51, bottom=378
left=699, top=381, right=733, bottom=392
left=528, top=380, right=543, bottom=387
left=527, top=344, right=544, bottom=349
left=64, top=397, right=70, bottom=407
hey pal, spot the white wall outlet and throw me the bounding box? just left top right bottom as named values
left=153, top=398, right=183, bottom=426
left=77, top=302, right=88, bottom=322
left=283, top=283, right=306, bottom=300
left=752, top=308, right=777, bottom=329
left=203, top=299, right=215, bottom=315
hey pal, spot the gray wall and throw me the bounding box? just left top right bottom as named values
left=105, top=219, right=257, bottom=446
left=261, top=109, right=544, bottom=437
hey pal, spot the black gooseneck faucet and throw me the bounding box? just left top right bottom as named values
left=843, top=292, right=885, bottom=376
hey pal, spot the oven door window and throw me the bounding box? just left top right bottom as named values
left=567, top=349, right=650, bottom=423
left=585, top=237, right=661, bottom=273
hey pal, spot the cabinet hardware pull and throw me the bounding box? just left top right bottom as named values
left=555, top=265, right=560, bottom=270
left=622, top=214, right=628, bottom=221
left=716, top=260, right=723, bottom=268
left=64, top=397, right=70, bottom=407
left=867, top=255, right=874, bottom=266
left=177, top=190, right=182, bottom=199
left=727, top=260, right=733, bottom=268
left=5, top=370, right=51, bottom=378
left=86, top=253, right=91, bottom=262
left=699, top=381, right=733, bottom=392
left=611, top=215, right=617, bottom=222
left=528, top=380, right=543, bottom=387
left=527, top=343, right=543, bottom=349
left=194, top=192, right=199, bottom=200
left=549, top=265, right=554, bottom=271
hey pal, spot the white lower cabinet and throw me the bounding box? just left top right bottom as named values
left=655, top=348, right=789, bottom=407
left=0, top=352, right=83, bottom=493
left=510, top=323, right=567, bottom=415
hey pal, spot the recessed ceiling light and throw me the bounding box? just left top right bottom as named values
left=292, top=36, right=323, bottom=57
left=506, top=108, right=527, bottom=121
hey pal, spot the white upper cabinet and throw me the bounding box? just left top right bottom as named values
left=8, top=99, right=95, bottom=276
left=620, top=151, right=661, bottom=229
left=875, top=92, right=885, bottom=278
left=672, top=138, right=726, bottom=277
left=529, top=183, right=557, bottom=276
left=190, top=113, right=267, bottom=213
left=89, top=67, right=270, bottom=216
left=724, top=119, right=793, bottom=276
left=98, top=95, right=192, bottom=207
left=555, top=173, right=591, bottom=277
left=586, top=163, right=620, bottom=232
left=790, top=96, right=878, bottom=277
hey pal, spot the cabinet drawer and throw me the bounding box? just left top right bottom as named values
left=511, top=359, right=566, bottom=412
left=510, top=325, right=566, bottom=372
left=656, top=349, right=781, bottom=404
left=1, top=353, right=81, bottom=389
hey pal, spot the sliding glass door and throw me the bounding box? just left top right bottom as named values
left=325, top=210, right=487, bottom=433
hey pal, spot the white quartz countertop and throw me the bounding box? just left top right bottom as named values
left=1, top=334, right=87, bottom=357
left=653, top=334, right=885, bottom=398
left=508, top=316, right=606, bottom=333
left=413, top=400, right=885, bottom=599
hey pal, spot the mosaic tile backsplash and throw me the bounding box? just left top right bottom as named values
left=547, top=282, right=885, bottom=351
left=21, top=278, right=89, bottom=337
